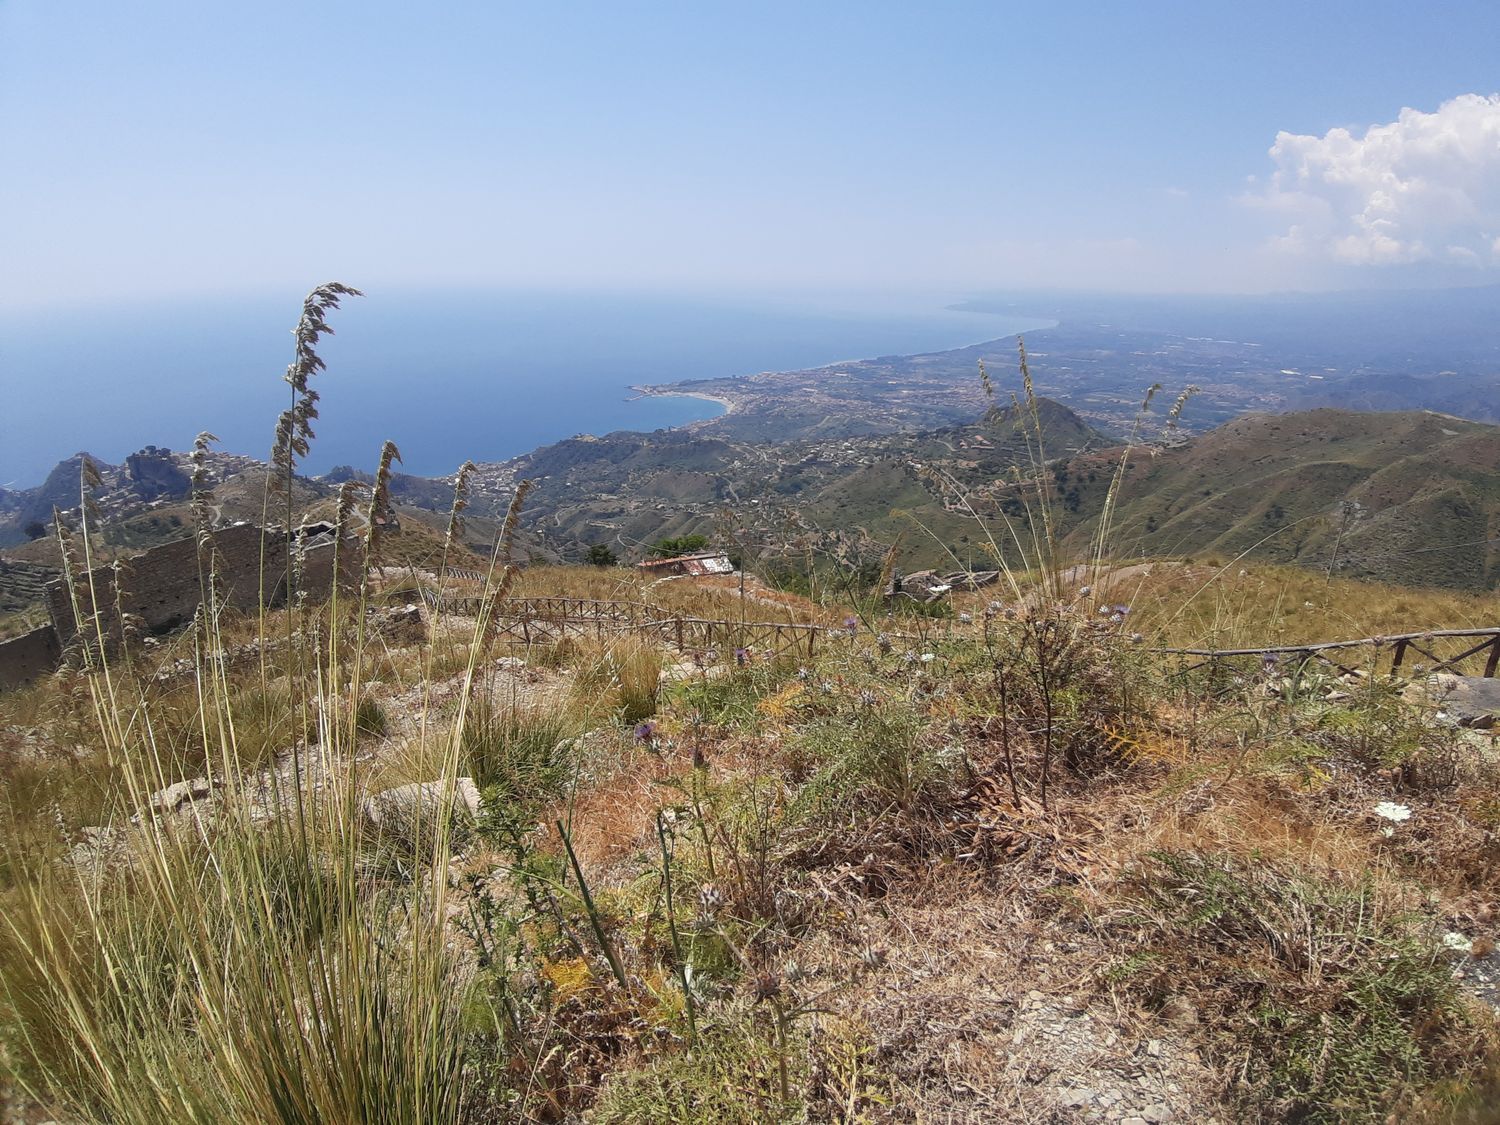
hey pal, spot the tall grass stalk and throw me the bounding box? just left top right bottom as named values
left=257, top=283, right=362, bottom=689
left=1, top=285, right=487, bottom=1123
left=3, top=568, right=472, bottom=1122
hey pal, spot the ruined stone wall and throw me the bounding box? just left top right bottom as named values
left=0, top=624, right=62, bottom=691
left=47, top=524, right=359, bottom=645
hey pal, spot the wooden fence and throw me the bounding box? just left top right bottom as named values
left=426, top=593, right=831, bottom=659
left=435, top=595, right=669, bottom=626
left=427, top=586, right=1497, bottom=681
left=1159, top=627, right=1500, bottom=680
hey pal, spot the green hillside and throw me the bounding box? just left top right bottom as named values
left=1050, top=410, right=1500, bottom=589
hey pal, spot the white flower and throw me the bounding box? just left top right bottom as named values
left=1443, top=931, right=1474, bottom=954
left=1373, top=801, right=1412, bottom=823
left=919, top=653, right=936, bottom=663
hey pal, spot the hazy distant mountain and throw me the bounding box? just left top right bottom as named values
left=466, top=398, right=1499, bottom=589
left=634, top=286, right=1500, bottom=450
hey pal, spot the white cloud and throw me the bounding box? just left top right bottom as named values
left=1251, top=94, right=1500, bottom=268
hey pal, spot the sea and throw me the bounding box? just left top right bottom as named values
left=0, top=289, right=1048, bottom=488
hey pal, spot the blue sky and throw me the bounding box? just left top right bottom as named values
left=4, top=1, right=1500, bottom=307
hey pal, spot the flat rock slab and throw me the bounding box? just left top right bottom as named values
left=1423, top=675, right=1500, bottom=729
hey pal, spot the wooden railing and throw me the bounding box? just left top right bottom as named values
left=426, top=587, right=1498, bottom=681
left=1159, top=627, right=1500, bottom=680
left=421, top=593, right=939, bottom=661
left=469, top=601, right=830, bottom=659
left=434, top=595, right=669, bottom=625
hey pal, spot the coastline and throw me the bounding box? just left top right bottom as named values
left=628, top=386, right=739, bottom=417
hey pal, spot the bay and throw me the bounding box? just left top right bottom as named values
left=0, top=289, right=1047, bottom=486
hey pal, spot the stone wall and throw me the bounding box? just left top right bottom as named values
left=0, top=558, right=58, bottom=617
left=0, top=624, right=62, bottom=691
left=47, top=523, right=359, bottom=647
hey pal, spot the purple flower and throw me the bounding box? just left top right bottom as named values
left=843, top=615, right=859, bottom=637
left=634, top=720, right=657, bottom=745
left=734, top=646, right=749, bottom=667
left=1114, top=604, right=1130, bottom=616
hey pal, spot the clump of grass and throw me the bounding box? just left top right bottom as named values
left=591, top=1018, right=806, bottom=1124
left=672, top=654, right=800, bottom=730
left=461, top=694, right=577, bottom=801
left=0, top=284, right=484, bottom=1124
left=574, top=638, right=663, bottom=723
left=1115, top=851, right=1494, bottom=1123
left=354, top=694, right=388, bottom=738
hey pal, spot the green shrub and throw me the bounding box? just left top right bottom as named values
left=792, top=704, right=953, bottom=819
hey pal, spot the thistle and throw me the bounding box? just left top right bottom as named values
left=749, top=968, right=783, bottom=1003
left=697, top=882, right=724, bottom=915
left=694, top=881, right=724, bottom=930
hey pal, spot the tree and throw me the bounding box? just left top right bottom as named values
left=650, top=533, right=709, bottom=558
left=23, top=520, right=47, bottom=540
left=585, top=543, right=618, bottom=567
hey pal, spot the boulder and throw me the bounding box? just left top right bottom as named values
left=890, top=569, right=953, bottom=605
left=371, top=602, right=426, bottom=644
left=363, top=777, right=482, bottom=832
left=941, top=570, right=1002, bottom=591
left=149, top=777, right=211, bottom=815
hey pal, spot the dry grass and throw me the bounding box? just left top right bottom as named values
left=3, top=307, right=1499, bottom=1121
left=508, top=564, right=838, bottom=626
left=1090, top=560, right=1492, bottom=649
left=788, top=869, right=1222, bottom=1121
left=7, top=556, right=1500, bottom=1122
